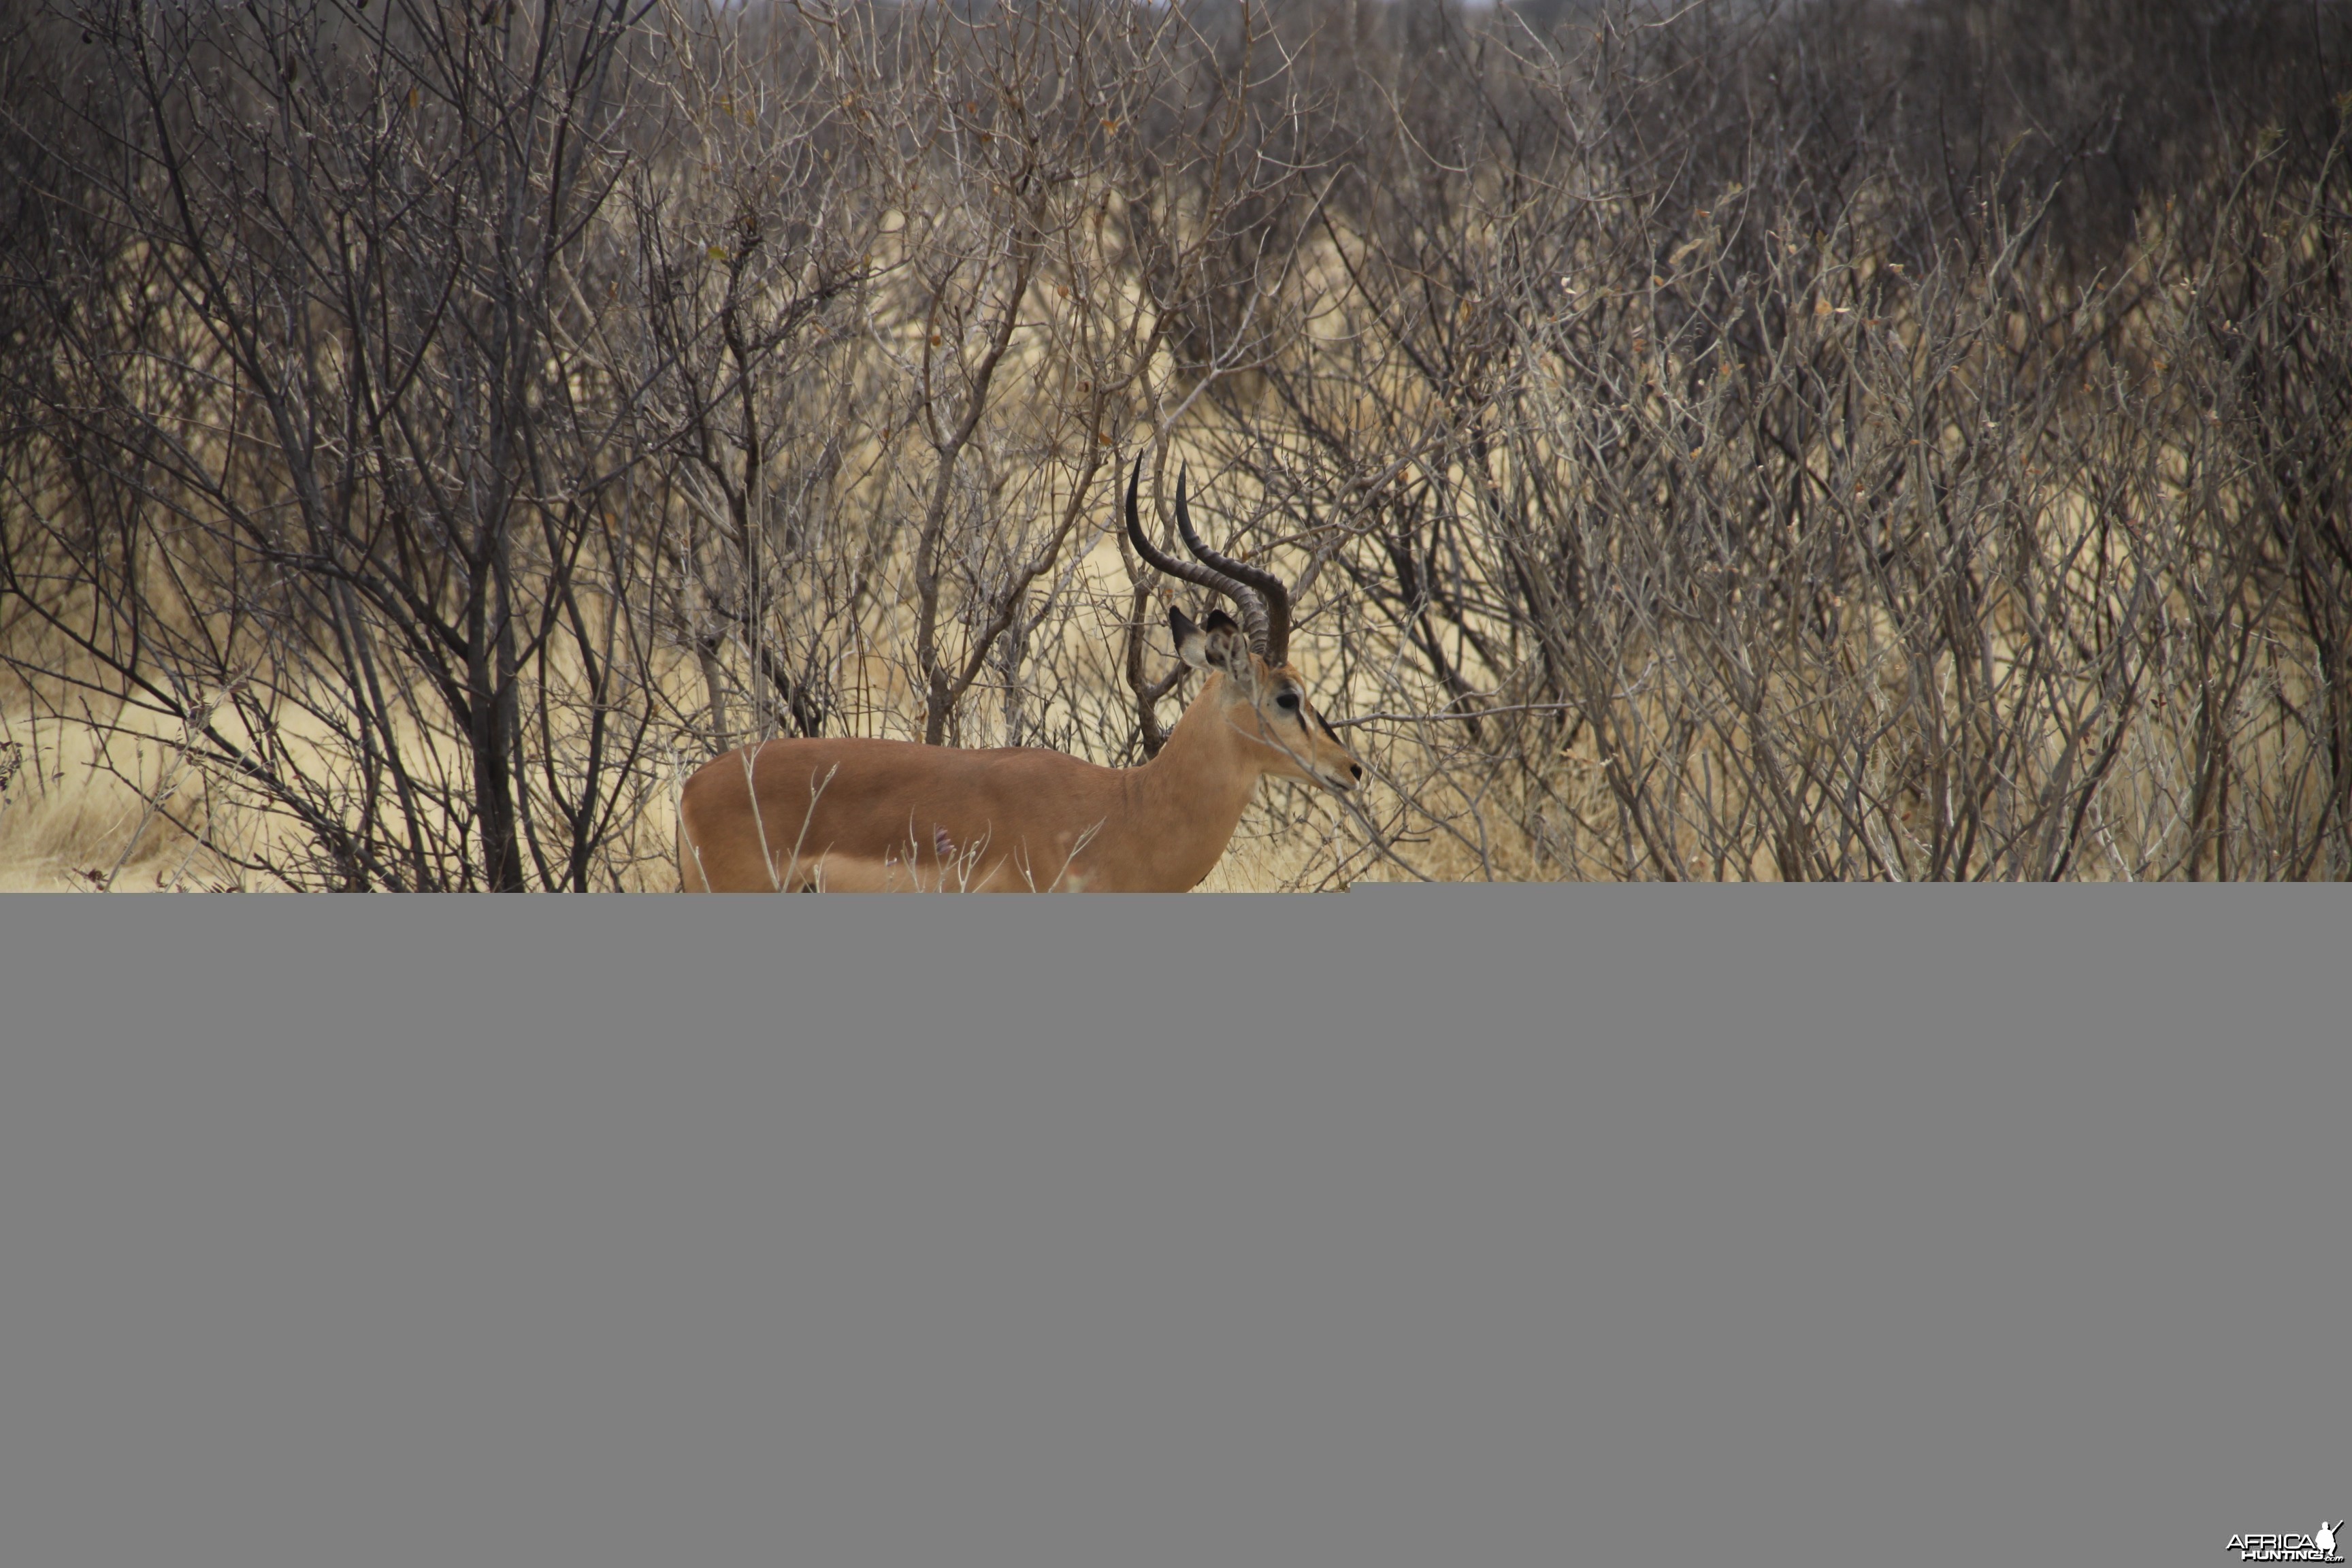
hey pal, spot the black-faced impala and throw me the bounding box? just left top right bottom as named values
left=677, top=461, right=1362, bottom=891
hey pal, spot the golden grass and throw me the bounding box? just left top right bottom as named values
left=0, top=708, right=241, bottom=891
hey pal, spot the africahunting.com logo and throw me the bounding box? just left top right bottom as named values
left=2229, top=1523, right=2343, bottom=1563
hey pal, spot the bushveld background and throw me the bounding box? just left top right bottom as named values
left=2, top=0, right=2348, bottom=888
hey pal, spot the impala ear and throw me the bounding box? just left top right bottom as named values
left=1170, top=605, right=1209, bottom=668
left=1171, top=605, right=1252, bottom=676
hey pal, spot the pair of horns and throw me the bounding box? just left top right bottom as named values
left=1122, top=457, right=1293, bottom=666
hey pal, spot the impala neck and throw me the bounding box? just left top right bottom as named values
left=1121, top=674, right=1265, bottom=889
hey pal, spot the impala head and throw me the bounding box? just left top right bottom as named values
left=1125, top=459, right=1365, bottom=794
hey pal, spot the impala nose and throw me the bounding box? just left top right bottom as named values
left=1349, top=762, right=1364, bottom=781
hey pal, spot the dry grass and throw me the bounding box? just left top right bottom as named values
left=1, top=708, right=238, bottom=892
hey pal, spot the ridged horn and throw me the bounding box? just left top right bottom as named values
left=1174, top=466, right=1291, bottom=664
left=1124, top=457, right=1271, bottom=651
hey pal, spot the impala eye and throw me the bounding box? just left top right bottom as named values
left=1276, top=691, right=1301, bottom=713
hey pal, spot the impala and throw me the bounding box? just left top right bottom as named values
left=677, top=462, right=1364, bottom=892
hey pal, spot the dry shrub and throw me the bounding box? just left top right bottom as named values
left=4, top=0, right=2348, bottom=885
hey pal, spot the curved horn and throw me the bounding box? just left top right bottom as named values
left=1174, top=466, right=1292, bottom=664
left=1124, top=458, right=1269, bottom=649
